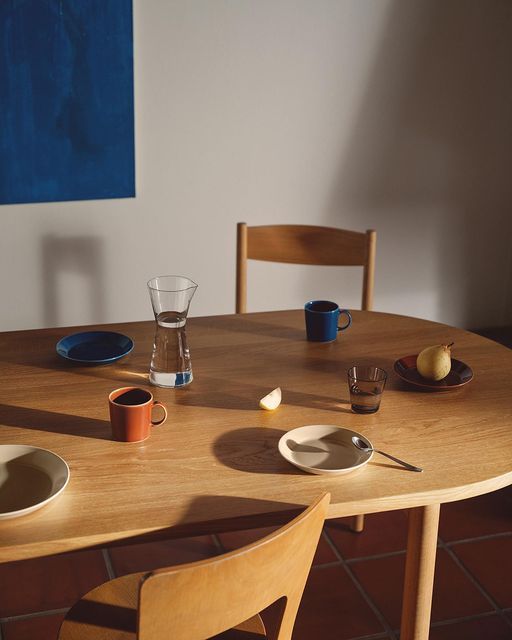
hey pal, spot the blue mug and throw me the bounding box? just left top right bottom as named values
left=304, top=300, right=352, bottom=342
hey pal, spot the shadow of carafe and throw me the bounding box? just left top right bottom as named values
left=172, top=375, right=353, bottom=413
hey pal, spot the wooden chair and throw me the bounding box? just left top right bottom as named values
left=58, top=493, right=330, bottom=640
left=236, top=223, right=376, bottom=533
left=236, top=223, right=377, bottom=314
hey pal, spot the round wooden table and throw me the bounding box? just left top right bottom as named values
left=0, top=310, right=511, bottom=640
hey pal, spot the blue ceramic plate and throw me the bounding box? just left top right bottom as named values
left=56, top=331, right=134, bottom=364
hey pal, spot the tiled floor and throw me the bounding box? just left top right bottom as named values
left=1, top=486, right=511, bottom=640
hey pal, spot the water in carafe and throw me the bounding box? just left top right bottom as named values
left=147, top=276, right=198, bottom=388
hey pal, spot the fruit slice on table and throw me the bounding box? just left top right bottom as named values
left=259, top=387, right=282, bottom=410
left=416, top=343, right=453, bottom=381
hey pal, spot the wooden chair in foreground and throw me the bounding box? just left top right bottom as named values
left=58, top=493, right=330, bottom=640
left=236, top=223, right=376, bottom=532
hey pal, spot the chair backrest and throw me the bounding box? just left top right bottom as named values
left=138, top=493, right=330, bottom=640
left=236, top=223, right=376, bottom=313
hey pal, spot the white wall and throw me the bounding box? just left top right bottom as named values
left=2, top=0, right=512, bottom=332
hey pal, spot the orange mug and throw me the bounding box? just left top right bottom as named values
left=109, top=387, right=167, bottom=443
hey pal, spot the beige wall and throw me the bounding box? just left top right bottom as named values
left=2, top=0, right=511, bottom=331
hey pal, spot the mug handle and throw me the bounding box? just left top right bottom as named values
left=337, top=309, right=352, bottom=332
left=151, top=400, right=168, bottom=426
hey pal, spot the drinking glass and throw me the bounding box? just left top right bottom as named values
left=348, top=366, right=387, bottom=414
left=147, top=275, right=198, bottom=388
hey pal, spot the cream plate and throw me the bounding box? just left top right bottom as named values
left=278, top=425, right=373, bottom=475
left=0, top=445, right=69, bottom=520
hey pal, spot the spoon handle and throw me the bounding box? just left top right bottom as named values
left=374, top=449, right=423, bottom=473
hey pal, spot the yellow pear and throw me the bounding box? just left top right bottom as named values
left=416, top=343, right=453, bottom=381
left=259, top=387, right=282, bottom=410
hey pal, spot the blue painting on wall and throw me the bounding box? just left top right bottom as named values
left=0, top=0, right=134, bottom=205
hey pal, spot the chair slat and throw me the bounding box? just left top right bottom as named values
left=247, top=224, right=368, bottom=265
left=236, top=223, right=376, bottom=313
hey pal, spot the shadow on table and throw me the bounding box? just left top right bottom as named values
left=97, top=494, right=309, bottom=550
left=245, top=350, right=394, bottom=379
left=173, top=377, right=352, bottom=413
left=191, top=314, right=305, bottom=341
left=213, top=425, right=420, bottom=476
left=0, top=349, right=150, bottom=385
left=0, top=404, right=111, bottom=440
left=213, top=427, right=305, bottom=475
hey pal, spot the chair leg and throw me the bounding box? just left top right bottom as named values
left=351, top=514, right=365, bottom=533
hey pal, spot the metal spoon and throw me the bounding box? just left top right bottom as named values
left=351, top=436, right=423, bottom=473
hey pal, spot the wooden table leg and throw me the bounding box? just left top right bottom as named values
left=400, top=504, right=440, bottom=640
left=351, top=514, right=365, bottom=533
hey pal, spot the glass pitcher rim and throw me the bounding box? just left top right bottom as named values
left=147, top=275, right=198, bottom=293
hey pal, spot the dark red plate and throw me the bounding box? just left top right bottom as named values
left=393, top=355, right=473, bottom=390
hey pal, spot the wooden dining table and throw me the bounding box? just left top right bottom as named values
left=0, top=309, right=511, bottom=640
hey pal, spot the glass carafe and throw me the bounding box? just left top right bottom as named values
left=147, top=275, right=198, bottom=388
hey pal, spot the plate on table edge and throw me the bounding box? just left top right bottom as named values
left=393, top=355, right=473, bottom=390
left=56, top=331, right=134, bottom=364
left=0, top=445, right=70, bottom=520
left=278, top=425, right=373, bottom=476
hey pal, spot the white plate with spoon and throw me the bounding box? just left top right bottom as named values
left=278, top=425, right=373, bottom=475
left=0, top=445, right=69, bottom=519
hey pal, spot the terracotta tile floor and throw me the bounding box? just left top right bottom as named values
left=1, top=486, right=511, bottom=640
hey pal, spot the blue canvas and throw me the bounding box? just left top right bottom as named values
left=0, top=0, right=135, bottom=205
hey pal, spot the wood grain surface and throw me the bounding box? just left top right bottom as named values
left=0, top=310, right=511, bottom=562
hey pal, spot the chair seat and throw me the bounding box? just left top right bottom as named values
left=58, top=571, right=267, bottom=640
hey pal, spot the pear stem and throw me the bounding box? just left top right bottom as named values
left=447, top=342, right=454, bottom=349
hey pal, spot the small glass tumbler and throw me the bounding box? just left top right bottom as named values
left=348, top=366, right=387, bottom=414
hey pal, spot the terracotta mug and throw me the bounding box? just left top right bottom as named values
left=109, top=387, right=167, bottom=443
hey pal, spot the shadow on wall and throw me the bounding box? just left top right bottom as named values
left=41, top=234, right=106, bottom=327
left=326, top=0, right=512, bottom=328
